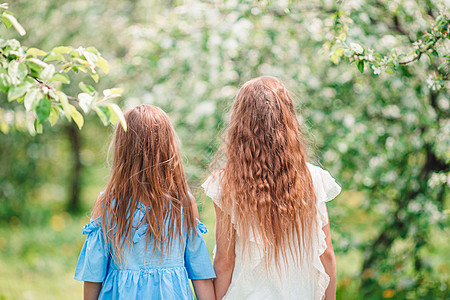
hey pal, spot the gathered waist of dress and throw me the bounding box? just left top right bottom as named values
left=109, top=264, right=186, bottom=272
left=109, top=257, right=186, bottom=272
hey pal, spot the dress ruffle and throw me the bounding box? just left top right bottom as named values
left=131, top=202, right=149, bottom=243
left=309, top=164, right=341, bottom=300
left=201, top=171, right=223, bottom=208
left=197, top=220, right=208, bottom=234
left=82, top=218, right=101, bottom=234
left=100, top=267, right=193, bottom=300
left=75, top=217, right=109, bottom=283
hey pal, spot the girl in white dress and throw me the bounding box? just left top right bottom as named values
left=202, top=76, right=340, bottom=300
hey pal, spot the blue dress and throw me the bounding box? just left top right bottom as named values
left=74, top=202, right=216, bottom=299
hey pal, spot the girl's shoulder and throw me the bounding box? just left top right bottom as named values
left=201, top=170, right=223, bottom=206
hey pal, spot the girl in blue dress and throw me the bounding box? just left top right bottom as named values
left=74, top=105, right=216, bottom=300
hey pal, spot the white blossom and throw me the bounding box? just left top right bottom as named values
left=372, top=65, right=381, bottom=75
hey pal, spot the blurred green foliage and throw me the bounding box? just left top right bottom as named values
left=0, top=0, right=448, bottom=299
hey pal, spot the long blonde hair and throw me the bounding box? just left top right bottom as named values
left=220, top=76, right=317, bottom=269
left=92, top=105, right=195, bottom=264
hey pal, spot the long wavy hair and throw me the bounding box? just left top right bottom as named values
left=92, top=104, right=195, bottom=264
left=220, top=76, right=317, bottom=269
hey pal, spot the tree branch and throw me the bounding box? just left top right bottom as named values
left=398, top=35, right=442, bottom=65
left=31, top=76, right=78, bottom=102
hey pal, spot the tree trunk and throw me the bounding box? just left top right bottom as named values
left=361, top=146, right=447, bottom=296
left=67, top=123, right=82, bottom=212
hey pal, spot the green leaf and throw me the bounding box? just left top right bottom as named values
left=69, top=104, right=84, bottom=129
left=27, top=58, right=48, bottom=69
left=334, top=48, right=345, bottom=57
left=8, top=61, right=27, bottom=85
left=40, top=64, right=55, bottom=81
left=56, top=91, right=71, bottom=121
left=94, top=106, right=108, bottom=126
left=373, top=53, right=383, bottom=58
left=438, top=62, right=448, bottom=71
left=8, top=81, right=31, bottom=101
left=108, top=107, right=118, bottom=124
left=103, top=88, right=123, bottom=98
left=69, top=49, right=80, bottom=58
left=27, top=48, right=47, bottom=56
left=96, top=56, right=109, bottom=74
left=110, top=88, right=123, bottom=96
left=27, top=61, right=43, bottom=73
left=330, top=54, right=340, bottom=65
left=24, top=88, right=42, bottom=111
left=44, top=53, right=65, bottom=62
left=48, top=89, right=58, bottom=101
left=78, top=93, right=94, bottom=113
left=34, top=119, right=43, bottom=134
left=35, top=97, right=51, bottom=123
left=0, top=121, right=10, bottom=134
left=350, top=43, right=364, bottom=54
left=91, top=73, right=99, bottom=83
left=393, top=61, right=399, bottom=70
left=1, top=12, right=26, bottom=36
left=86, top=47, right=100, bottom=55
left=73, top=65, right=87, bottom=73
left=357, top=60, right=365, bottom=73
left=337, top=33, right=347, bottom=41
left=1, top=15, right=11, bottom=28
left=82, top=50, right=98, bottom=66
left=51, top=46, right=71, bottom=54
left=17, top=62, right=28, bottom=81
left=0, top=69, right=10, bottom=93
left=385, top=67, right=394, bottom=74
left=48, top=106, right=59, bottom=126
left=108, top=103, right=127, bottom=131
left=49, top=73, right=70, bottom=84
left=79, top=82, right=95, bottom=94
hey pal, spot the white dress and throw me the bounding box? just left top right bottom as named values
left=202, top=163, right=341, bottom=300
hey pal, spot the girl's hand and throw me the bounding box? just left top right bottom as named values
left=192, top=278, right=215, bottom=300
left=213, top=204, right=236, bottom=300
left=84, top=281, right=102, bottom=300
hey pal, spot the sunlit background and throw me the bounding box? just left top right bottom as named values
left=0, top=0, right=449, bottom=299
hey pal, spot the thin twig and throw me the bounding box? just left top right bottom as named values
left=32, top=76, right=79, bottom=102
left=398, top=35, right=443, bottom=65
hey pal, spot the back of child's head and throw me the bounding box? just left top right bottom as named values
left=93, top=104, right=195, bottom=264
left=221, top=76, right=317, bottom=270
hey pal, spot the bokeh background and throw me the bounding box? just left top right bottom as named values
left=0, top=0, right=449, bottom=299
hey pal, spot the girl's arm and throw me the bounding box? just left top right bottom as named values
left=213, top=204, right=236, bottom=300
left=320, top=215, right=336, bottom=300
left=84, top=282, right=102, bottom=300
left=192, top=279, right=215, bottom=300
left=189, top=194, right=216, bottom=300
left=189, top=192, right=199, bottom=219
